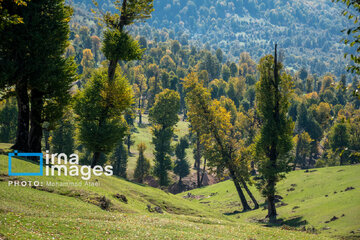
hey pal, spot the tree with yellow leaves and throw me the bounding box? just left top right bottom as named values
left=184, top=72, right=258, bottom=211
left=80, top=49, right=94, bottom=71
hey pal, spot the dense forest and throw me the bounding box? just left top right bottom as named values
left=0, top=0, right=359, bottom=229
left=70, top=0, right=353, bottom=77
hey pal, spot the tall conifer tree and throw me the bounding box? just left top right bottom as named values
left=255, top=45, right=294, bottom=222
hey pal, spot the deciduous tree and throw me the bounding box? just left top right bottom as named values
left=329, top=121, right=350, bottom=165
left=332, top=0, right=360, bottom=74
left=94, top=0, right=153, bottom=83
left=0, top=0, right=77, bottom=153
left=293, top=132, right=313, bottom=170
left=184, top=73, right=256, bottom=211
left=74, top=68, right=133, bottom=167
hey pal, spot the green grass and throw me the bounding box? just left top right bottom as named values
left=0, top=143, right=12, bottom=150
left=0, top=155, right=328, bottom=239
left=180, top=165, right=360, bottom=239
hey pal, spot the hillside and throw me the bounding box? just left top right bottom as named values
left=180, top=164, right=360, bottom=239
left=0, top=155, right=329, bottom=239
left=1, top=0, right=360, bottom=239
left=71, top=0, right=351, bottom=77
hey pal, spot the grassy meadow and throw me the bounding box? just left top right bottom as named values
left=0, top=154, right=335, bottom=240
left=181, top=165, right=360, bottom=239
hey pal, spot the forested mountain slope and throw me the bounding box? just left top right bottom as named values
left=71, top=0, right=352, bottom=77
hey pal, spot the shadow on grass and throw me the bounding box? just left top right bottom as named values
left=131, top=127, right=139, bottom=133
left=223, top=201, right=267, bottom=216
left=251, top=216, right=308, bottom=228
left=137, top=123, right=151, bottom=128
left=278, top=216, right=307, bottom=227
left=223, top=210, right=242, bottom=216
left=7, top=155, right=42, bottom=164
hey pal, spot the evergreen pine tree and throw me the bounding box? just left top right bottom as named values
left=149, top=89, right=180, bottom=186
left=113, top=140, right=128, bottom=179
left=255, top=45, right=294, bottom=222
left=174, top=140, right=190, bottom=187
left=134, top=143, right=151, bottom=183
left=51, top=112, right=75, bottom=156
left=0, top=99, right=17, bottom=143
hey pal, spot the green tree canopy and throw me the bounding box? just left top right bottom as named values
left=174, top=138, right=190, bottom=186
left=0, top=0, right=77, bottom=152
left=255, top=48, right=294, bottom=222
left=149, top=89, right=180, bottom=186
left=134, top=143, right=151, bottom=183
left=74, top=67, right=133, bottom=167
left=184, top=72, right=258, bottom=211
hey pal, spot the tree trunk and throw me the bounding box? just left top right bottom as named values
left=91, top=151, right=101, bottom=168
left=267, top=143, right=278, bottom=222
left=108, top=59, right=117, bottom=83
left=138, top=97, right=142, bottom=125
left=12, top=79, right=29, bottom=152
left=293, top=141, right=301, bottom=170
left=182, top=108, right=187, bottom=121
left=196, top=161, right=201, bottom=188
left=92, top=110, right=106, bottom=168
left=127, top=134, right=131, bottom=154
left=229, top=168, right=251, bottom=211
left=266, top=44, right=279, bottom=223
left=240, top=177, right=259, bottom=209
left=195, top=137, right=202, bottom=187
left=293, top=157, right=298, bottom=171
left=250, top=161, right=256, bottom=176
left=267, top=191, right=277, bottom=223
left=340, top=151, right=345, bottom=165
left=28, top=89, right=43, bottom=154
left=43, top=129, right=50, bottom=151
left=178, top=176, right=182, bottom=192
left=200, top=157, right=207, bottom=186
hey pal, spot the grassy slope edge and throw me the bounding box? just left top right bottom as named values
left=0, top=155, right=327, bottom=239
left=181, top=165, right=360, bottom=239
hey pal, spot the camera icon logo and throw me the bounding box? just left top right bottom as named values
left=8, top=151, right=43, bottom=176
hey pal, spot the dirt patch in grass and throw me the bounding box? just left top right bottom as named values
left=114, top=194, right=128, bottom=203
left=0, top=232, right=9, bottom=240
